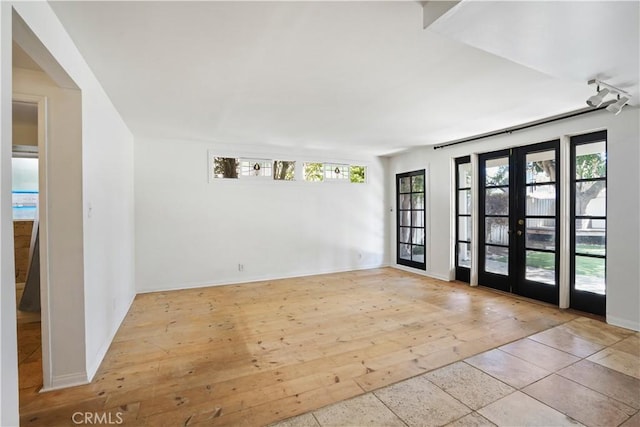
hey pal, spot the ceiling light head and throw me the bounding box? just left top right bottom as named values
left=605, top=96, right=630, bottom=115
left=586, top=87, right=610, bottom=107
left=586, top=79, right=632, bottom=113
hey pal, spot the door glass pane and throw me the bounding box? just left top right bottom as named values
left=458, top=163, right=472, bottom=189
left=399, top=177, right=411, bottom=193
left=399, top=194, right=411, bottom=210
left=412, top=228, right=425, bottom=245
left=576, top=141, right=606, bottom=179
left=575, top=255, right=605, bottom=295
left=526, top=185, right=556, bottom=216
left=575, top=182, right=606, bottom=216
left=399, top=227, right=411, bottom=243
left=526, top=150, right=556, bottom=183
left=458, top=189, right=471, bottom=215
left=576, top=219, right=606, bottom=256
left=412, top=193, right=424, bottom=209
left=412, top=175, right=424, bottom=192
left=412, top=246, right=424, bottom=263
left=485, top=246, right=508, bottom=275
left=485, top=188, right=509, bottom=215
left=399, top=244, right=412, bottom=260
left=526, top=219, right=555, bottom=250
left=412, top=211, right=424, bottom=227
left=458, top=217, right=471, bottom=242
left=525, top=250, right=556, bottom=285
left=399, top=211, right=411, bottom=227
left=485, top=217, right=509, bottom=245
left=458, top=243, right=471, bottom=268
left=485, top=157, right=509, bottom=186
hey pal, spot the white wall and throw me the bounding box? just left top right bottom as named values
left=135, top=138, right=388, bottom=292
left=12, top=119, right=37, bottom=146
left=388, top=107, right=640, bottom=331
left=1, top=1, right=135, bottom=405
left=0, top=2, right=19, bottom=425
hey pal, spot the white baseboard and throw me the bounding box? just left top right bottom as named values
left=391, top=264, right=451, bottom=282
left=137, top=263, right=390, bottom=294
left=41, top=372, right=89, bottom=392
left=606, top=314, right=640, bottom=332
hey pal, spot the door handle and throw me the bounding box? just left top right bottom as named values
left=517, top=230, right=523, bottom=236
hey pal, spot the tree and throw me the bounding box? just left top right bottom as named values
left=485, top=165, right=509, bottom=215
left=213, top=157, right=238, bottom=178
left=273, top=161, right=295, bottom=181
left=574, top=153, right=606, bottom=217
left=304, top=163, right=323, bottom=182
left=530, top=155, right=605, bottom=216
left=350, top=166, right=366, bottom=183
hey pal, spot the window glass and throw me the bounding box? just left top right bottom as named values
left=304, top=163, right=324, bottom=182
left=350, top=166, right=366, bottom=183
left=324, top=163, right=349, bottom=181
left=213, top=157, right=239, bottom=179
left=273, top=161, right=295, bottom=181
left=239, top=159, right=272, bottom=178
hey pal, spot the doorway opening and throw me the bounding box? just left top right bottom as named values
left=12, top=98, right=44, bottom=394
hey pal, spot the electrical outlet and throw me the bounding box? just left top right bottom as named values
left=238, top=263, right=244, bottom=272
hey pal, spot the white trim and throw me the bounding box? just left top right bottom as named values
left=425, top=165, right=431, bottom=272
left=448, top=157, right=456, bottom=280
left=606, top=315, right=640, bottom=332
left=41, top=372, right=88, bottom=393
left=559, top=136, right=571, bottom=309
left=136, top=263, right=390, bottom=294
left=470, top=153, right=479, bottom=286
left=391, top=264, right=451, bottom=282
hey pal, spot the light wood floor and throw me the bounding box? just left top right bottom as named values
left=19, top=268, right=580, bottom=426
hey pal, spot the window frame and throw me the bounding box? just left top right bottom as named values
left=396, top=169, right=427, bottom=270
left=570, top=130, right=607, bottom=315
left=455, top=156, right=471, bottom=282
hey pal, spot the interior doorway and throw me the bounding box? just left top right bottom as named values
left=12, top=98, right=44, bottom=393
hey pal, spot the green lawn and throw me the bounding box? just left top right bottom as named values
left=525, top=250, right=604, bottom=278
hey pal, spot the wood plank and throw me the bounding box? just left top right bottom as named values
left=17, top=268, right=579, bottom=426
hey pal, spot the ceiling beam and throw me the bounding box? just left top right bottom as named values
left=421, top=1, right=460, bottom=29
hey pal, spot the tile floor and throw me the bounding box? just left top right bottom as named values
left=270, top=317, right=639, bottom=427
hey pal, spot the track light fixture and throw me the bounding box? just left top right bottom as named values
left=586, top=79, right=632, bottom=114
left=606, top=95, right=630, bottom=116
left=586, top=87, right=609, bottom=107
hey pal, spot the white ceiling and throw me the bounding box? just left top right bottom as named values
left=46, top=1, right=639, bottom=156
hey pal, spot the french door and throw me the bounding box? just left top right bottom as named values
left=479, top=140, right=560, bottom=305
